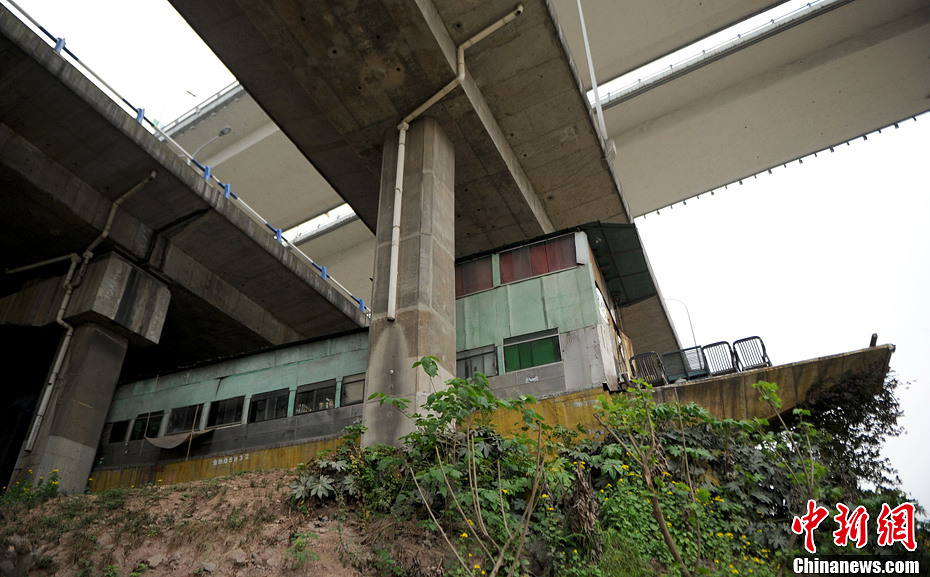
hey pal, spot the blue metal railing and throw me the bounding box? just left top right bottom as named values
left=1, top=0, right=371, bottom=318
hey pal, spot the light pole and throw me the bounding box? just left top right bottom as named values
left=665, top=297, right=698, bottom=348
left=190, top=126, right=232, bottom=161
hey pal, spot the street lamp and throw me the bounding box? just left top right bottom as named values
left=665, top=297, right=698, bottom=348
left=191, top=126, right=232, bottom=161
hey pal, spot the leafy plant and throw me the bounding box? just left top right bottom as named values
left=0, top=468, right=60, bottom=507
left=286, top=531, right=320, bottom=567
left=286, top=360, right=922, bottom=575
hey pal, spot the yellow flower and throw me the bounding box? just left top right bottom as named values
left=51, top=469, right=60, bottom=473
left=460, top=532, right=469, bottom=538
left=87, top=477, right=93, bottom=482
left=606, top=483, right=612, bottom=488
left=468, top=553, right=473, bottom=558
left=540, top=493, right=549, bottom=499
left=661, top=471, right=671, bottom=477
left=27, top=469, right=33, bottom=474
left=600, top=489, right=604, bottom=493
left=621, top=464, right=629, bottom=470
left=572, top=549, right=578, bottom=554
left=473, top=564, right=481, bottom=569
left=547, top=506, right=555, bottom=511
left=716, top=532, right=724, bottom=537
left=467, top=519, right=475, bottom=526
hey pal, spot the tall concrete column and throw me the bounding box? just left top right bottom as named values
left=16, top=324, right=128, bottom=492
left=363, top=117, right=456, bottom=446
left=4, top=252, right=170, bottom=492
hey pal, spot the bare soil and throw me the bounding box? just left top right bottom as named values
left=0, top=469, right=447, bottom=577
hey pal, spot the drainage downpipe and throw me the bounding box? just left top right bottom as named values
left=23, top=254, right=79, bottom=452
left=386, top=4, right=524, bottom=321
left=23, top=171, right=157, bottom=452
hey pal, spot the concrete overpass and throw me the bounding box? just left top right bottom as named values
left=0, top=8, right=367, bottom=489
left=167, top=0, right=923, bottom=445
left=553, top=0, right=930, bottom=216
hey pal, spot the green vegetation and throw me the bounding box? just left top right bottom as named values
left=285, top=530, right=320, bottom=567
left=0, top=468, right=60, bottom=507
left=289, top=357, right=928, bottom=576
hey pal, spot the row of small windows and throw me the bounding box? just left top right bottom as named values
left=107, top=373, right=365, bottom=444
left=456, top=329, right=562, bottom=379
left=455, top=234, right=577, bottom=298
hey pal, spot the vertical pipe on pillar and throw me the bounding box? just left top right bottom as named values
left=23, top=171, right=157, bottom=452
left=23, top=254, right=79, bottom=452
left=386, top=123, right=408, bottom=321
left=385, top=4, right=524, bottom=321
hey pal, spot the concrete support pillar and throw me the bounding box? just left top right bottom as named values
left=15, top=324, right=128, bottom=492
left=363, top=117, right=456, bottom=446
left=5, top=252, right=170, bottom=492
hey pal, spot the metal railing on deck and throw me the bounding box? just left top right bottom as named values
left=1, top=0, right=370, bottom=319
left=630, top=336, right=772, bottom=387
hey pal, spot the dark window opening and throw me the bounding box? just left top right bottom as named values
left=456, top=345, right=499, bottom=379
left=107, top=420, right=129, bottom=444
left=129, top=411, right=163, bottom=440
left=499, top=235, right=576, bottom=284
left=207, top=396, right=244, bottom=427
left=295, top=380, right=337, bottom=414
left=503, top=330, right=561, bottom=372
left=167, top=404, right=203, bottom=434
left=340, top=374, right=365, bottom=407
left=455, top=255, right=493, bottom=297
left=248, top=388, right=290, bottom=423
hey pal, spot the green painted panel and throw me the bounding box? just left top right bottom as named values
left=507, top=280, right=547, bottom=337
left=108, top=333, right=368, bottom=422
left=455, top=264, right=600, bottom=352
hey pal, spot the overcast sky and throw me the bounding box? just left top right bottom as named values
left=8, top=0, right=927, bottom=510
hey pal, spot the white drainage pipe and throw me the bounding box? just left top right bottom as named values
left=386, top=4, right=524, bottom=321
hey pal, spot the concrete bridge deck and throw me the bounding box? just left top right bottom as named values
left=0, top=8, right=369, bottom=378
left=167, top=0, right=631, bottom=256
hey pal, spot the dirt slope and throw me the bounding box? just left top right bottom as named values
left=0, top=470, right=446, bottom=577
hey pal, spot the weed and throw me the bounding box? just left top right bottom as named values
left=286, top=531, right=320, bottom=567
left=372, top=547, right=406, bottom=576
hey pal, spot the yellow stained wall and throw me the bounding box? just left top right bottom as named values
left=89, top=436, right=343, bottom=492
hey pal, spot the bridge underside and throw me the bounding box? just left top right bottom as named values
left=0, top=9, right=369, bottom=379
left=552, top=0, right=930, bottom=216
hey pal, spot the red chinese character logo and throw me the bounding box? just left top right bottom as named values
left=833, top=503, right=869, bottom=548
left=876, top=502, right=917, bottom=551
left=792, top=499, right=830, bottom=553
